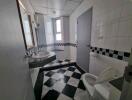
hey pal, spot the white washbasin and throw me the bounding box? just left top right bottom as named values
left=32, top=51, right=49, bottom=59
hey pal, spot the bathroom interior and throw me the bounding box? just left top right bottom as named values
left=1, top=0, right=132, bottom=100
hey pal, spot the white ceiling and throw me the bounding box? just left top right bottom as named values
left=29, top=0, right=83, bottom=17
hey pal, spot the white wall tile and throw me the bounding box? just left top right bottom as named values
left=115, top=37, right=132, bottom=52
left=121, top=2, right=132, bottom=18
left=89, top=53, right=127, bottom=76
left=118, top=19, right=132, bottom=37
left=103, top=38, right=117, bottom=50
left=102, top=23, right=119, bottom=38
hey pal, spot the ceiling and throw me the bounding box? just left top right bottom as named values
left=29, top=0, right=83, bottom=17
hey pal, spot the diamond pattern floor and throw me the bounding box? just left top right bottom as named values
left=41, top=66, right=89, bottom=100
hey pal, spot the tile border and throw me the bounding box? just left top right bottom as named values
left=28, top=44, right=130, bottom=62
left=90, top=46, right=130, bottom=61
left=27, top=43, right=77, bottom=54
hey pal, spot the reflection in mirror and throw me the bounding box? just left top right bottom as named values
left=18, top=0, right=34, bottom=49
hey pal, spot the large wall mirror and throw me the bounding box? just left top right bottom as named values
left=18, top=0, right=34, bottom=49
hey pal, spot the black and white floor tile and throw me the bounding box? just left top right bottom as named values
left=44, top=59, right=76, bottom=69
left=41, top=66, right=89, bottom=100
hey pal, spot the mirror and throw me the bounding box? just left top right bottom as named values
left=18, top=0, right=34, bottom=49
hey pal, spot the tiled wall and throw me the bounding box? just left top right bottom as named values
left=70, top=0, right=132, bottom=76
left=91, top=0, right=132, bottom=52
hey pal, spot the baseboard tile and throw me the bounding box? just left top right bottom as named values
left=75, top=63, right=86, bottom=74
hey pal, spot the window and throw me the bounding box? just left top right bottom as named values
left=56, top=19, right=62, bottom=41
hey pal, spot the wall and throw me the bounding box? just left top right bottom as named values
left=0, top=0, right=35, bottom=100
left=69, top=0, right=93, bottom=60
left=62, top=17, right=71, bottom=59
left=70, top=0, right=132, bottom=76
left=44, top=16, right=54, bottom=51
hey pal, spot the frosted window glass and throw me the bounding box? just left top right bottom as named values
left=56, top=19, right=61, bottom=32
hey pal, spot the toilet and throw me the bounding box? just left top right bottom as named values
left=82, top=67, right=119, bottom=100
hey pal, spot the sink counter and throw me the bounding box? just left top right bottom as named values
left=29, top=52, right=56, bottom=68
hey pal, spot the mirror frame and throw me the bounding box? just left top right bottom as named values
left=16, top=0, right=35, bottom=50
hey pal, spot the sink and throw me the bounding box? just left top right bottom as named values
left=29, top=52, right=56, bottom=68
left=32, top=51, right=49, bottom=59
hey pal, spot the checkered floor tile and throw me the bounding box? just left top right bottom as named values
left=41, top=66, right=89, bottom=100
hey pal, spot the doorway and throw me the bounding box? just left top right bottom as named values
left=76, top=8, right=93, bottom=72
